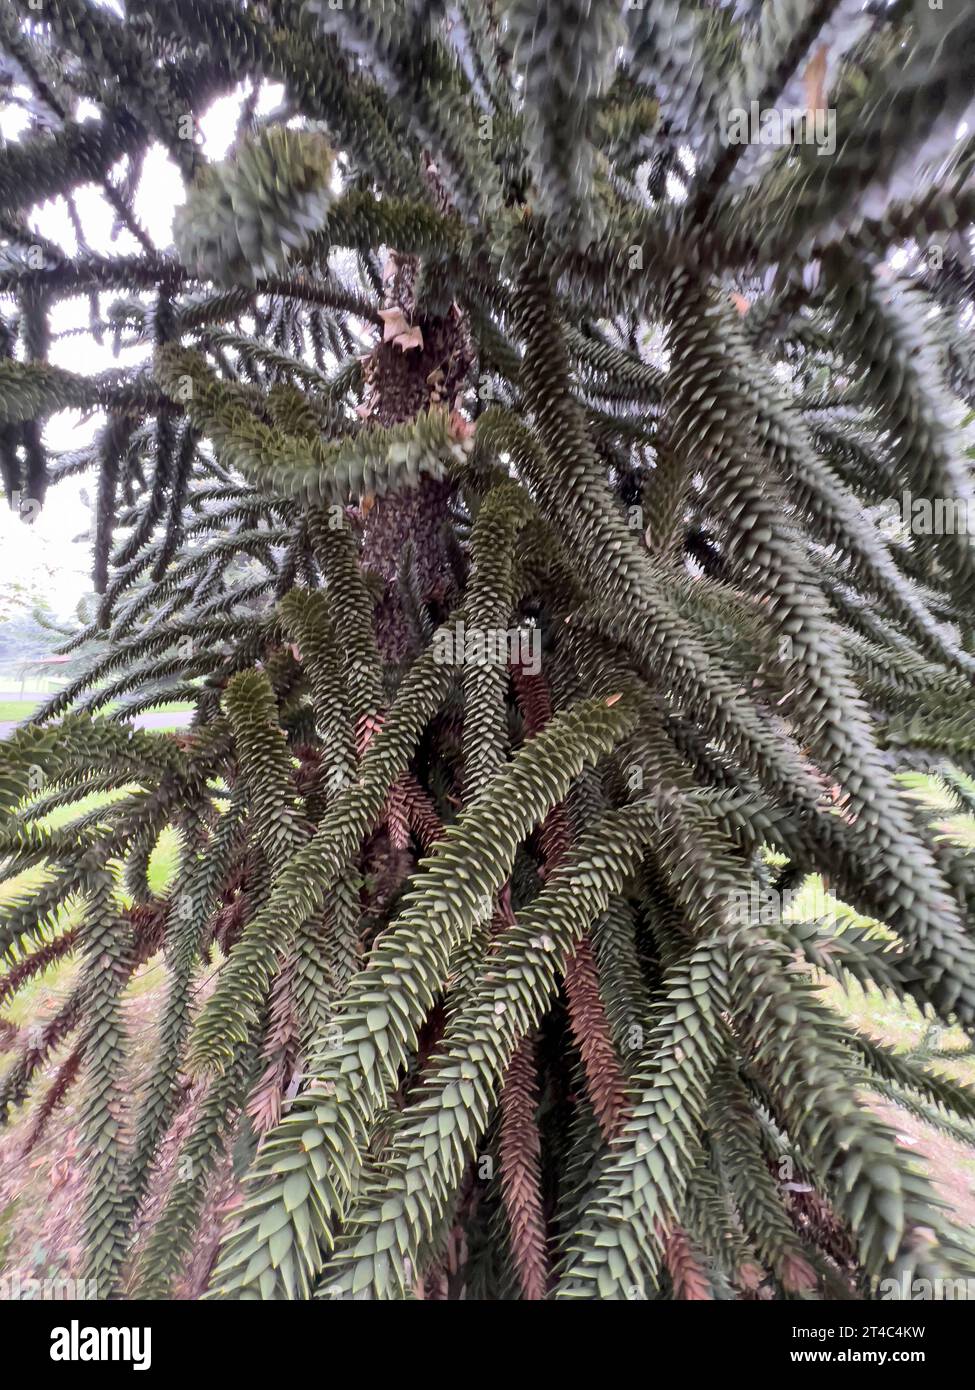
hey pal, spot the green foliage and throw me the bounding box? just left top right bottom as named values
left=1, top=0, right=975, bottom=1303
left=174, top=128, right=335, bottom=288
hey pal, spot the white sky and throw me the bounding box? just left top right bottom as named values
left=0, top=82, right=283, bottom=620
left=0, top=57, right=971, bottom=624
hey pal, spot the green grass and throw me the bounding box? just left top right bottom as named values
left=0, top=790, right=181, bottom=1052
left=0, top=788, right=181, bottom=904
left=0, top=699, right=192, bottom=722
left=777, top=871, right=975, bottom=1088
left=780, top=773, right=975, bottom=1089
left=0, top=701, right=41, bottom=721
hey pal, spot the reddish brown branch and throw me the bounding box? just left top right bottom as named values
left=499, top=1034, right=548, bottom=1300
left=662, top=1223, right=714, bottom=1300
left=21, top=1041, right=85, bottom=1155
left=514, top=666, right=629, bottom=1142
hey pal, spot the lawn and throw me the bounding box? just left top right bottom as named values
left=0, top=788, right=181, bottom=1042
left=0, top=701, right=42, bottom=721
left=0, top=699, right=193, bottom=722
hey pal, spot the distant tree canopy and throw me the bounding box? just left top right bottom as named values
left=1, top=0, right=975, bottom=1302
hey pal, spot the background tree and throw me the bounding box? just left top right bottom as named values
left=1, top=0, right=975, bottom=1300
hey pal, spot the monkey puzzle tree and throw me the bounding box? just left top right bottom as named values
left=2, top=0, right=975, bottom=1301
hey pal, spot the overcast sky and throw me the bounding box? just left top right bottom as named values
left=1, top=32, right=971, bottom=625
left=0, top=81, right=284, bottom=620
